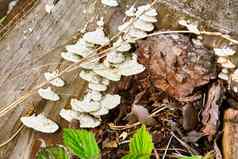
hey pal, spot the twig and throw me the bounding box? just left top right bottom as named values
left=171, top=132, right=199, bottom=155
left=0, top=124, right=25, bottom=148
left=162, top=135, right=173, bottom=159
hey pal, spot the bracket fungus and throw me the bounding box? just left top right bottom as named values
left=25, top=4, right=158, bottom=131
left=44, top=71, right=65, bottom=87
left=20, top=114, right=59, bottom=133
left=101, top=0, right=119, bottom=7
left=38, top=87, right=60, bottom=101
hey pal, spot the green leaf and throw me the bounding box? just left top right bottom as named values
left=123, top=125, right=154, bottom=159
left=36, top=146, right=69, bottom=159
left=178, top=155, right=202, bottom=159
left=63, top=128, right=100, bottom=159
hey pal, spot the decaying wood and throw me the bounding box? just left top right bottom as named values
left=223, top=108, right=238, bottom=159
left=202, top=81, right=223, bottom=139
left=0, top=0, right=120, bottom=158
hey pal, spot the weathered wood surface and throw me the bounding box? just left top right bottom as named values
left=0, top=0, right=238, bottom=158
left=0, top=0, right=115, bottom=158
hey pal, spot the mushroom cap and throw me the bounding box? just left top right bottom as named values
left=90, top=106, right=109, bottom=116
left=101, top=0, right=119, bottom=7
left=100, top=94, right=121, bottom=109
left=118, top=20, right=132, bottom=33
left=178, top=20, right=200, bottom=34
left=127, top=28, right=147, bottom=39
left=86, top=90, right=103, bottom=101
left=214, top=47, right=236, bottom=57
left=125, top=6, right=136, bottom=17
left=71, top=98, right=100, bottom=112
left=93, top=64, right=121, bottom=81
left=106, top=51, right=125, bottom=64
left=79, top=70, right=101, bottom=84
left=133, top=19, right=154, bottom=32
left=101, top=78, right=110, bottom=85
left=79, top=60, right=99, bottom=69
left=119, top=58, right=145, bottom=76
left=136, top=5, right=157, bottom=17
left=59, top=109, right=81, bottom=122
left=83, top=29, right=109, bottom=45
left=217, top=57, right=236, bottom=69
left=139, top=14, right=157, bottom=23
left=61, top=52, right=81, bottom=63
left=231, top=69, right=238, bottom=82
left=38, top=87, right=60, bottom=101
left=21, top=114, right=59, bottom=133
left=78, top=114, right=101, bottom=128
left=65, top=43, right=94, bottom=58
left=88, top=82, right=107, bottom=91
left=218, top=72, right=229, bottom=81
left=44, top=72, right=65, bottom=87
left=113, top=38, right=131, bottom=52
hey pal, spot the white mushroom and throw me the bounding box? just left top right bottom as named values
left=79, top=60, right=99, bottom=69
left=61, top=52, right=81, bottom=63
left=71, top=98, right=100, bottom=112
left=136, top=5, right=157, bottom=17
left=78, top=114, right=101, bottom=128
left=178, top=20, right=200, bottom=34
left=139, top=14, right=157, bottom=23
left=218, top=72, right=229, bottom=81
left=113, top=38, right=131, bottom=52
left=88, top=83, right=107, bottom=92
left=119, top=58, right=145, bottom=76
left=133, top=19, right=154, bottom=32
left=106, top=51, right=125, bottom=64
left=38, top=87, right=60, bottom=101
left=86, top=90, right=103, bottom=101
left=44, top=71, right=65, bottom=87
left=217, top=57, right=236, bottom=69
left=83, top=28, right=109, bottom=45
left=21, top=114, right=59, bottom=133
left=214, top=47, right=236, bottom=57
left=125, top=6, right=136, bottom=17
left=101, top=78, right=110, bottom=85
left=100, top=94, right=121, bottom=109
left=79, top=70, right=101, bottom=84
left=118, top=20, right=132, bottom=33
left=233, top=87, right=238, bottom=93
left=65, top=43, right=93, bottom=58
left=221, top=68, right=229, bottom=74
left=59, top=109, right=81, bottom=122
left=127, top=28, right=147, bottom=39
left=101, top=0, right=119, bottom=7
left=93, top=64, right=121, bottom=81
left=90, top=106, right=109, bottom=116
left=231, top=69, right=238, bottom=82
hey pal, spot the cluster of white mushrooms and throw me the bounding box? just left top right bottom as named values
left=101, top=0, right=119, bottom=7
left=178, top=19, right=238, bottom=92
left=215, top=47, right=238, bottom=92
left=20, top=4, right=158, bottom=133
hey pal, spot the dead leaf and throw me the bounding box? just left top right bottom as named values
left=137, top=34, right=216, bottom=99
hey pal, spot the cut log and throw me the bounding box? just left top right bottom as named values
left=223, top=108, right=238, bottom=159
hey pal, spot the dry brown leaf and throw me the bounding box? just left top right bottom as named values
left=137, top=34, right=216, bottom=99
